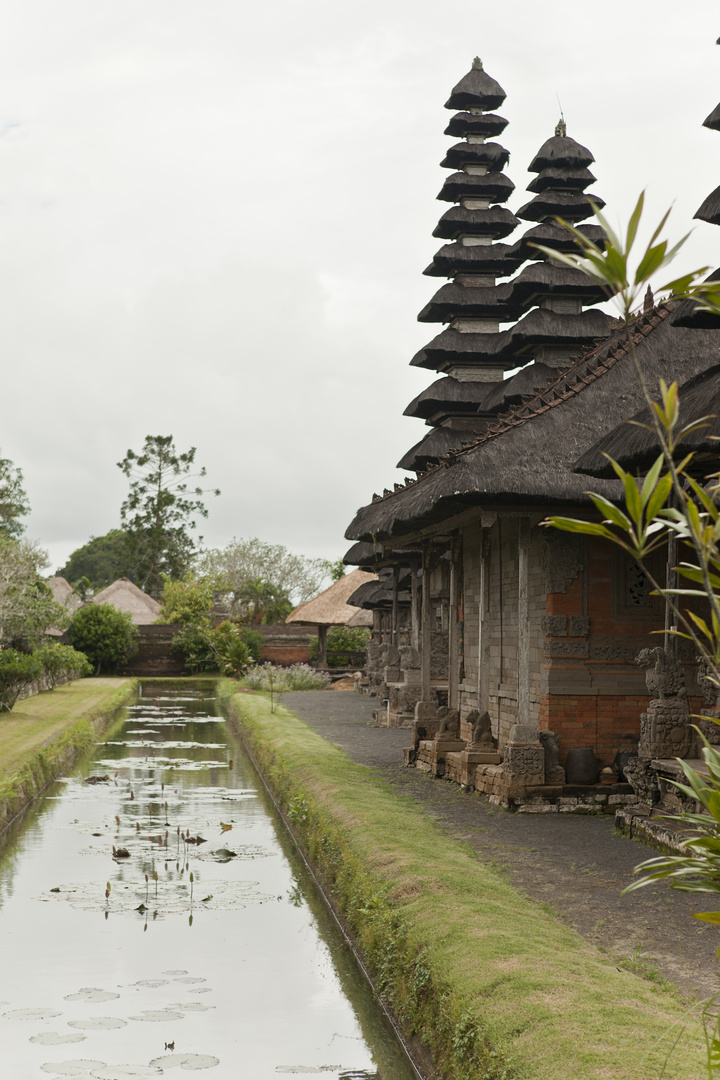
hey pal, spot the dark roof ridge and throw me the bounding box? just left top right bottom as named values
left=361, top=304, right=670, bottom=508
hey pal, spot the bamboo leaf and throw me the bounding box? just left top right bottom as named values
left=625, top=191, right=644, bottom=255
left=640, top=454, right=664, bottom=507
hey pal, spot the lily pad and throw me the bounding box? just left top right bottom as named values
left=64, top=989, right=120, bottom=1004
left=31, top=1033, right=87, bottom=1046
left=149, top=1052, right=220, bottom=1071
left=68, top=1018, right=127, bottom=1030
left=161, top=970, right=187, bottom=976
left=211, top=849, right=236, bottom=862
left=3, top=1007, right=62, bottom=1020
left=174, top=977, right=205, bottom=984
left=40, top=1061, right=105, bottom=1075
left=128, top=1009, right=184, bottom=1022
left=132, top=979, right=168, bottom=988
left=91, top=1068, right=163, bottom=1080
left=169, top=1002, right=215, bottom=1012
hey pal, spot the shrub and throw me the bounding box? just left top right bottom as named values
left=67, top=604, right=139, bottom=675
left=34, top=643, right=93, bottom=688
left=241, top=662, right=330, bottom=692
left=0, top=649, right=42, bottom=711
left=171, top=620, right=258, bottom=674
left=309, top=625, right=370, bottom=666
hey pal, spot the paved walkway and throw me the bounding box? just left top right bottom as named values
left=283, top=690, right=719, bottom=1001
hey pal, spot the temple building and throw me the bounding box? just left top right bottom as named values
left=344, top=57, right=720, bottom=812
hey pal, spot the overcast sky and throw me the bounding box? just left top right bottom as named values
left=1, top=1, right=718, bottom=573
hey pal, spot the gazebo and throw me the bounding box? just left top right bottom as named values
left=286, top=569, right=375, bottom=667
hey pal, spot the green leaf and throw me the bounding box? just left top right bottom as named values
left=544, top=516, right=613, bottom=538
left=635, top=241, right=668, bottom=284
left=645, top=473, right=673, bottom=521
left=639, top=454, right=664, bottom=507
left=589, top=495, right=632, bottom=531
left=625, top=191, right=644, bottom=255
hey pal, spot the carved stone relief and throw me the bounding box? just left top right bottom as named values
left=545, top=534, right=583, bottom=594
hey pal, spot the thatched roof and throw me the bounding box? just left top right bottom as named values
left=527, top=167, right=597, bottom=194
left=481, top=362, right=556, bottom=413
left=417, top=282, right=518, bottom=323
left=517, top=191, right=604, bottom=224
left=47, top=575, right=79, bottom=610
left=343, top=541, right=383, bottom=567
left=444, top=60, right=506, bottom=111
left=93, top=577, right=162, bottom=624
left=444, top=111, right=508, bottom=138
left=704, top=102, right=720, bottom=131
left=433, top=206, right=520, bottom=241
left=346, top=303, right=720, bottom=541
left=346, top=607, right=373, bottom=628
left=440, top=141, right=510, bottom=171
left=411, top=326, right=508, bottom=369
left=404, top=376, right=493, bottom=420
left=505, top=306, right=611, bottom=352
left=286, top=569, right=377, bottom=627
left=397, top=424, right=484, bottom=473
left=574, top=362, right=720, bottom=478
left=508, top=223, right=606, bottom=263
left=528, top=134, right=595, bottom=172
left=508, top=263, right=608, bottom=307
left=438, top=170, right=514, bottom=204
left=695, top=185, right=720, bottom=226
left=671, top=268, right=720, bottom=329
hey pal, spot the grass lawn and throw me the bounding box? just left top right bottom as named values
left=222, top=685, right=708, bottom=1080
left=0, top=677, right=136, bottom=825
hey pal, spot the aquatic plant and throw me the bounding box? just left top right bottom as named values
left=240, top=662, right=330, bottom=692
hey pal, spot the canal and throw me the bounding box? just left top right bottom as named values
left=0, top=682, right=417, bottom=1080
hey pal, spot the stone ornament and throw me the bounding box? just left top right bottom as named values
left=434, top=706, right=460, bottom=741
left=540, top=730, right=565, bottom=784
left=636, top=647, right=692, bottom=758
left=467, top=709, right=494, bottom=748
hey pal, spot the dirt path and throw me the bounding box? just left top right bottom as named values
left=283, top=690, right=719, bottom=1001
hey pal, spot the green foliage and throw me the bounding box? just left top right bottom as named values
left=196, top=538, right=331, bottom=614
left=234, top=576, right=292, bottom=625
left=310, top=625, right=370, bottom=665
left=60, top=529, right=131, bottom=592
left=0, top=452, right=29, bottom=538
left=67, top=603, right=139, bottom=675
left=157, top=573, right=215, bottom=626
left=171, top=620, right=259, bottom=675
left=0, top=537, right=68, bottom=648
left=34, top=643, right=93, bottom=688
left=0, top=649, right=42, bottom=711
left=240, top=662, right=330, bottom=691
left=118, top=435, right=219, bottom=599
left=323, top=558, right=346, bottom=582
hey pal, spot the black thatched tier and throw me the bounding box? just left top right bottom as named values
left=444, top=62, right=506, bottom=111
left=440, top=141, right=510, bottom=170
left=403, top=376, right=494, bottom=419
left=346, top=579, right=391, bottom=609
left=509, top=222, right=607, bottom=262
left=517, top=191, right=605, bottom=223
left=438, top=171, right=515, bottom=203
left=508, top=263, right=608, bottom=308
left=480, top=362, right=556, bottom=413
left=397, top=424, right=484, bottom=473
left=506, top=307, right=611, bottom=353
left=529, top=134, right=595, bottom=172
left=671, top=268, right=720, bottom=328
left=417, top=282, right=519, bottom=323
left=343, top=541, right=382, bottom=567
left=410, top=327, right=511, bottom=370
left=433, top=206, right=519, bottom=241
left=444, top=111, right=508, bottom=138
left=695, top=185, right=720, bottom=225
left=527, top=167, right=596, bottom=193
left=704, top=103, right=720, bottom=131
left=424, top=240, right=524, bottom=277
left=574, top=363, right=720, bottom=478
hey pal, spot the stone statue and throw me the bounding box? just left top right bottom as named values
left=434, top=706, right=460, bottom=741
left=467, top=710, right=494, bottom=748
left=636, top=647, right=692, bottom=758
left=539, top=730, right=565, bottom=784
left=622, top=755, right=659, bottom=805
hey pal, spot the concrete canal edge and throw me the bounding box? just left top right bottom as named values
left=0, top=678, right=137, bottom=834
left=219, top=683, right=706, bottom=1080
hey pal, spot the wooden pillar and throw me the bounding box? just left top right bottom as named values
left=391, top=565, right=399, bottom=646
left=517, top=518, right=530, bottom=723
left=421, top=543, right=432, bottom=702
left=317, top=624, right=328, bottom=668
left=477, top=530, right=489, bottom=714
left=448, top=539, right=460, bottom=710
left=410, top=564, right=419, bottom=651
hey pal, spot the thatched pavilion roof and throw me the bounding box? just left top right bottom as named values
left=404, top=376, right=493, bottom=420
left=444, top=58, right=506, bottom=111
left=47, top=575, right=79, bottom=610
left=345, top=304, right=720, bottom=542
left=93, top=577, right=161, bottom=624
left=574, top=362, right=720, bottom=478
left=440, top=140, right=510, bottom=170
left=444, top=111, right=508, bottom=138
left=286, top=569, right=377, bottom=627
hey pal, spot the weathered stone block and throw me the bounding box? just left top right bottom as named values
left=505, top=745, right=544, bottom=788
left=541, top=614, right=567, bottom=636
left=568, top=615, right=590, bottom=638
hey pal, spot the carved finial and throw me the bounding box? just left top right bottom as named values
left=643, top=284, right=654, bottom=314
left=555, top=117, right=567, bottom=138
left=472, top=57, right=484, bottom=70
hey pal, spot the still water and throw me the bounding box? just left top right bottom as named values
left=0, top=684, right=416, bottom=1080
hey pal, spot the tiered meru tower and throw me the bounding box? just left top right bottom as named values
left=399, top=60, right=611, bottom=474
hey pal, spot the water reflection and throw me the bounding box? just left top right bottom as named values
left=0, top=683, right=415, bottom=1080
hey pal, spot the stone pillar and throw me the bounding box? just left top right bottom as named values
left=505, top=723, right=545, bottom=791
left=517, top=518, right=530, bottom=723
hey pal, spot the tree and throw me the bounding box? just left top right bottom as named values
left=118, top=436, right=219, bottom=599
left=60, top=529, right=131, bottom=591
left=0, top=452, right=29, bottom=538
left=196, top=538, right=329, bottom=616
left=0, top=536, right=68, bottom=648
left=67, top=603, right=138, bottom=675
left=156, top=573, right=215, bottom=627
left=323, top=558, right=346, bottom=583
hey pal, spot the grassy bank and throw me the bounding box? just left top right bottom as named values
left=0, top=677, right=136, bottom=829
left=220, top=683, right=706, bottom=1080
